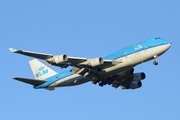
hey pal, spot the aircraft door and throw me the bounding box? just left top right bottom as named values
left=123, top=47, right=132, bottom=65
left=123, top=47, right=129, bottom=57
left=144, top=46, right=147, bottom=51
left=124, top=51, right=128, bottom=57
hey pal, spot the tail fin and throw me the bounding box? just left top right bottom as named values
left=29, top=59, right=58, bottom=80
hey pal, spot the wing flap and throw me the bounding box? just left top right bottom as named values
left=13, top=77, right=47, bottom=86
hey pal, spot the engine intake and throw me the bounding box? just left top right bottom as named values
left=54, top=55, right=68, bottom=64
left=133, top=72, right=146, bottom=81
left=89, top=57, right=104, bottom=67
left=130, top=81, right=142, bottom=89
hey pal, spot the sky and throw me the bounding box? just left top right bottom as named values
left=0, top=0, right=179, bottom=120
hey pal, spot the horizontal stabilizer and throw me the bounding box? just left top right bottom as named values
left=13, top=77, right=47, bottom=86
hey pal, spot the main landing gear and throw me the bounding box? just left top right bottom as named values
left=92, top=76, right=102, bottom=85
left=92, top=77, right=99, bottom=84
left=112, top=80, right=119, bottom=88
left=153, top=55, right=158, bottom=65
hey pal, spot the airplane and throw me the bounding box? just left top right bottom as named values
left=9, top=38, right=172, bottom=90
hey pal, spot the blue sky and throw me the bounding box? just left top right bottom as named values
left=1, top=0, right=179, bottom=120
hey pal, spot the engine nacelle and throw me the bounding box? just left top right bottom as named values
left=133, top=72, right=146, bottom=81
left=130, top=81, right=142, bottom=89
left=54, top=55, right=68, bottom=64
left=89, top=57, right=104, bottom=67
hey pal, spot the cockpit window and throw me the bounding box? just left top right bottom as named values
left=155, top=37, right=161, bottom=40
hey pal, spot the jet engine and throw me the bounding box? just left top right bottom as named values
left=130, top=81, right=142, bottom=89
left=133, top=72, right=146, bottom=81
left=54, top=55, right=68, bottom=64
left=89, top=57, right=104, bottom=67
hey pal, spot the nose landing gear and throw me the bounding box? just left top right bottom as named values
left=153, top=55, right=158, bottom=65
left=153, top=61, right=158, bottom=65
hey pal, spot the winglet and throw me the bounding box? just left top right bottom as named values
left=9, top=48, right=18, bottom=53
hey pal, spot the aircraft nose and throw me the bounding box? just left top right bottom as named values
left=166, top=43, right=172, bottom=49
left=162, top=40, right=172, bottom=51
left=164, top=40, right=172, bottom=48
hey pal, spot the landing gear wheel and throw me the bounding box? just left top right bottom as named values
left=153, top=61, right=158, bottom=65
left=99, top=82, right=103, bottom=87
left=92, top=76, right=100, bottom=84
left=153, top=55, right=158, bottom=65
left=92, top=81, right=97, bottom=84
left=112, top=83, right=118, bottom=88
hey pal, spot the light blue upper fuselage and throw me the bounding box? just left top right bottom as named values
left=104, top=38, right=171, bottom=60
left=34, top=38, right=171, bottom=89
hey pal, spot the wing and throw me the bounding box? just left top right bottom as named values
left=9, top=48, right=53, bottom=59
left=9, top=48, right=86, bottom=66
left=9, top=48, right=122, bottom=69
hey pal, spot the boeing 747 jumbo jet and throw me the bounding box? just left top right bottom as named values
left=9, top=38, right=171, bottom=90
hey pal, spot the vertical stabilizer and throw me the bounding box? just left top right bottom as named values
left=29, top=59, right=58, bottom=80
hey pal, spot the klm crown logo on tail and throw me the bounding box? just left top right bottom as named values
left=29, top=59, right=58, bottom=80
left=36, top=66, right=49, bottom=78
